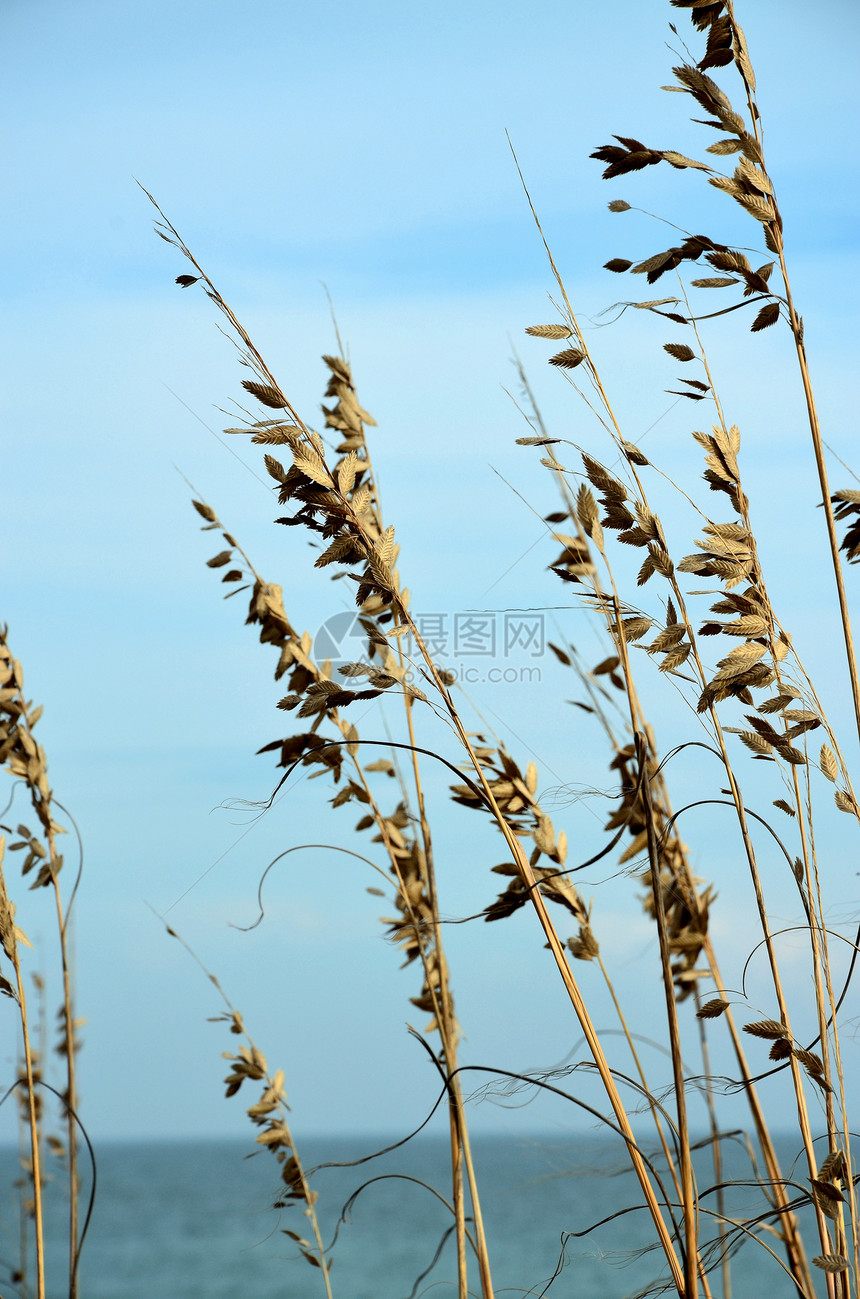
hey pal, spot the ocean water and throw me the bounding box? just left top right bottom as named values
left=0, top=1133, right=826, bottom=1297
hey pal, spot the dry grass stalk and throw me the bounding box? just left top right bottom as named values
left=217, top=1011, right=334, bottom=1295
left=544, top=431, right=822, bottom=1288
left=526, top=284, right=834, bottom=1293
left=0, top=837, right=44, bottom=1298
left=162, top=920, right=334, bottom=1294
left=521, top=366, right=812, bottom=1292
left=512, top=1, right=860, bottom=1291
left=190, top=465, right=492, bottom=1293
left=162, top=230, right=689, bottom=1283
left=589, top=0, right=860, bottom=1278
left=156, top=194, right=736, bottom=1291
left=1, top=627, right=83, bottom=1299
left=141, top=2, right=860, bottom=1294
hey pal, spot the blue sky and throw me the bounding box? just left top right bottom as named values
left=3, top=0, right=860, bottom=1158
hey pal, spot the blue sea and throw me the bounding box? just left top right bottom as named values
left=0, top=1133, right=827, bottom=1297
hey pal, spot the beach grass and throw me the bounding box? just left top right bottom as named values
left=3, top=3, right=860, bottom=1296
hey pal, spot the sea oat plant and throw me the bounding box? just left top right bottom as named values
left=153, top=922, right=336, bottom=1295
left=0, top=628, right=84, bottom=1299
left=146, top=2, right=860, bottom=1297
left=155, top=187, right=717, bottom=1292
left=515, top=1, right=859, bottom=1292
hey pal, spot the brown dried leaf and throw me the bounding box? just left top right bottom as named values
left=738, top=730, right=772, bottom=756
left=707, top=249, right=751, bottom=274
left=709, top=175, right=746, bottom=202
left=818, top=1150, right=846, bottom=1179
left=634, top=554, right=655, bottom=585
left=593, top=655, right=620, bottom=677
left=663, top=343, right=696, bottom=362
left=742, top=1019, right=785, bottom=1040
left=758, top=693, right=797, bottom=714
left=525, top=324, right=573, bottom=339
left=783, top=710, right=819, bottom=730
left=649, top=624, right=686, bottom=654
left=661, top=150, right=710, bottom=171
left=811, top=1177, right=845, bottom=1205
left=794, top=1049, right=824, bottom=1077
left=690, top=276, right=738, bottom=288
left=835, top=788, right=858, bottom=815
left=812, top=1255, right=849, bottom=1274
left=696, top=998, right=728, bottom=1019
left=622, top=441, right=649, bottom=465
left=568, top=926, right=599, bottom=961
left=293, top=448, right=333, bottom=488
left=634, top=297, right=681, bottom=310
left=772, top=799, right=795, bottom=817
left=242, top=379, right=288, bottom=409
left=264, top=454, right=288, bottom=484
left=283, top=1230, right=311, bottom=1246
left=576, top=485, right=601, bottom=541
left=736, top=192, right=774, bottom=223
left=820, top=745, right=838, bottom=782
left=717, top=641, right=766, bottom=670
left=667, top=388, right=707, bottom=401
left=549, top=348, right=585, bottom=369
left=632, top=251, right=676, bottom=276
left=737, top=155, right=773, bottom=195
left=616, top=615, right=652, bottom=643
left=769, top=1038, right=794, bottom=1061
left=251, top=425, right=301, bottom=445
left=672, top=62, right=733, bottom=111
left=751, top=302, right=780, bottom=332
left=659, top=642, right=691, bottom=673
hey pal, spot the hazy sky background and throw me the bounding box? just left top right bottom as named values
left=3, top=0, right=860, bottom=1150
